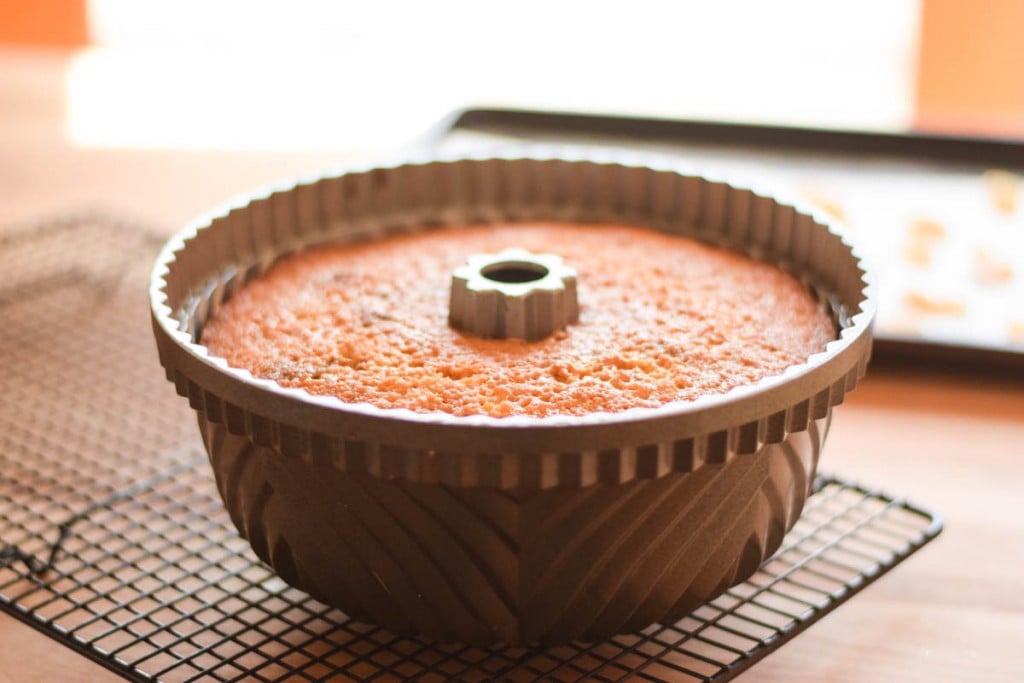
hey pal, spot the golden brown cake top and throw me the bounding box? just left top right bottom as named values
left=200, top=223, right=836, bottom=417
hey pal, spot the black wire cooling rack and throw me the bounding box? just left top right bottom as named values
left=0, top=217, right=942, bottom=682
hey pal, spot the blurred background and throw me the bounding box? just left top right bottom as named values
left=6, top=0, right=1024, bottom=150
left=2, top=0, right=1022, bottom=356
left=2, top=2, right=1022, bottom=156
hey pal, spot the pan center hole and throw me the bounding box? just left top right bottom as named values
left=480, top=261, right=549, bottom=284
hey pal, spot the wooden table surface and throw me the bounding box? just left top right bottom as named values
left=2, top=48, right=1022, bottom=683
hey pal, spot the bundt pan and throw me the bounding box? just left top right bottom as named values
left=150, top=151, right=875, bottom=646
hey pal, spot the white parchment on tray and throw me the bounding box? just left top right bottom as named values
left=437, top=128, right=1024, bottom=355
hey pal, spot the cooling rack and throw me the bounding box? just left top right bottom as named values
left=0, top=217, right=942, bottom=682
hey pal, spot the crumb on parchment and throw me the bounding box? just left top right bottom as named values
left=903, top=217, right=947, bottom=268
left=904, top=291, right=966, bottom=317
left=984, top=170, right=1019, bottom=215
left=1009, top=323, right=1024, bottom=346
left=798, top=185, right=846, bottom=223
left=973, top=249, right=1015, bottom=286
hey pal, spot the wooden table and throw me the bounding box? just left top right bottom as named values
left=2, top=48, right=1022, bottom=683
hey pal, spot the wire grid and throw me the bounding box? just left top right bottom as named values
left=0, top=217, right=942, bottom=682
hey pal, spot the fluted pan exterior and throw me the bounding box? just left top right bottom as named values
left=151, top=152, right=876, bottom=645
left=201, top=411, right=827, bottom=646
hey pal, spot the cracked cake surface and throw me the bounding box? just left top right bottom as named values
left=200, top=222, right=836, bottom=417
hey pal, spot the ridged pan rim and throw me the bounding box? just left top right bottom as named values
left=150, top=148, right=876, bottom=465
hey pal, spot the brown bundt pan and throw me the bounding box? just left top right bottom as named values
left=150, top=151, right=875, bottom=646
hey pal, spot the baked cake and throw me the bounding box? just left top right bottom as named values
left=200, top=222, right=835, bottom=417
